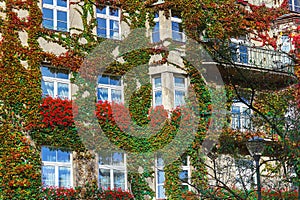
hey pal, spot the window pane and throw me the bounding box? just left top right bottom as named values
left=154, top=77, right=161, bottom=88
left=174, top=77, right=185, bottom=87
left=42, top=147, right=56, bottom=162
left=157, top=157, right=164, bottom=167
left=157, top=170, right=165, bottom=184
left=99, top=153, right=111, bottom=165
left=175, top=90, right=185, bottom=106
left=114, top=170, right=125, bottom=189
left=155, top=90, right=162, bottom=106
left=98, top=75, right=109, bottom=85
left=99, top=169, right=110, bottom=189
left=179, top=170, right=188, bottom=182
left=43, top=0, right=53, bottom=5
left=181, top=154, right=188, bottom=166
left=110, top=76, right=121, bottom=86
left=172, top=21, right=180, bottom=32
left=42, top=166, right=55, bottom=186
left=231, top=106, right=240, bottom=113
left=57, top=0, right=67, bottom=7
left=152, top=22, right=160, bottom=43
left=57, top=150, right=70, bottom=162
left=111, top=89, right=122, bottom=103
left=57, top=82, right=69, bottom=99
left=97, top=18, right=107, bottom=37
left=110, top=20, right=119, bottom=39
left=96, top=7, right=106, bottom=14
left=41, top=66, right=55, bottom=77
left=157, top=185, right=166, bottom=199
left=42, top=80, right=54, bottom=97
left=109, top=8, right=119, bottom=17
left=97, top=88, right=108, bottom=101
left=57, top=11, right=67, bottom=31
left=43, top=8, right=54, bottom=29
left=59, top=167, right=71, bottom=187
left=56, top=69, right=69, bottom=79
left=112, top=152, right=124, bottom=166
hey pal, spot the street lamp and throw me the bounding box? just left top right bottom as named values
left=246, top=137, right=266, bottom=200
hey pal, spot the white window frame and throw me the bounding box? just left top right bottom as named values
left=41, top=66, right=71, bottom=99
left=98, top=152, right=127, bottom=190
left=152, top=76, right=162, bottom=107
left=155, top=156, right=166, bottom=199
left=42, top=0, right=69, bottom=31
left=174, top=75, right=187, bottom=107
left=41, top=147, right=73, bottom=188
left=171, top=12, right=186, bottom=43
left=231, top=102, right=252, bottom=132
left=96, top=6, right=121, bottom=39
left=97, top=75, right=123, bottom=103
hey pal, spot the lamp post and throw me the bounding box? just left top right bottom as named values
left=246, top=137, right=266, bottom=200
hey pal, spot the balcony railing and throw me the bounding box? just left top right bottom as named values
left=229, top=43, right=294, bottom=74
left=231, top=111, right=252, bottom=132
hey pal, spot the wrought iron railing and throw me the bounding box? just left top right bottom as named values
left=231, top=112, right=252, bottom=132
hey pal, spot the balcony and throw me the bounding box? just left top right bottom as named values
left=203, top=42, right=297, bottom=90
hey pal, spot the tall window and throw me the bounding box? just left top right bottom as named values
left=42, top=0, right=68, bottom=31
left=98, top=152, right=126, bottom=190
left=41, top=66, right=70, bottom=99
left=231, top=102, right=251, bottom=131
left=171, top=11, right=185, bottom=42
left=97, top=75, right=122, bottom=103
left=156, top=156, right=166, bottom=199
left=289, top=0, right=300, bottom=12
left=179, top=155, right=190, bottom=192
left=42, top=147, right=72, bottom=187
left=174, top=76, right=186, bottom=107
left=153, top=76, right=162, bottom=107
left=152, top=13, right=160, bottom=43
left=96, top=6, right=120, bottom=39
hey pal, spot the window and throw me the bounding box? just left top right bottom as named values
left=96, top=6, right=120, bottom=39
left=42, top=147, right=72, bottom=187
left=171, top=11, right=185, bottom=42
left=41, top=66, right=70, bottom=99
left=42, top=0, right=68, bottom=31
left=179, top=154, right=190, bottom=192
left=289, top=0, right=300, bottom=12
left=235, top=159, right=254, bottom=190
left=98, top=152, right=126, bottom=190
left=153, top=76, right=162, bottom=107
left=97, top=75, right=122, bottom=103
left=156, top=156, right=166, bottom=199
left=174, top=76, right=186, bottom=107
left=152, top=13, right=160, bottom=43
left=231, top=102, right=252, bottom=131
left=230, top=43, right=248, bottom=64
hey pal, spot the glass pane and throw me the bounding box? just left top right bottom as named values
left=43, top=0, right=53, bottom=5
left=110, top=76, right=121, bottom=86
left=114, top=170, right=125, bottom=189
left=157, top=185, right=166, bottom=199
left=174, top=77, right=185, bottom=87
left=231, top=106, right=240, bottom=113
left=96, top=7, right=106, bottom=14
left=175, top=90, right=185, bottom=106
left=56, top=69, right=69, bottom=79
left=43, top=8, right=53, bottom=19
left=97, top=18, right=107, bottom=37
left=154, top=77, right=161, bottom=88
left=57, top=82, right=69, bottom=99
left=98, top=75, right=109, bottom=84
left=152, top=22, right=160, bottom=43
left=97, top=88, right=108, bottom=101
left=59, top=167, right=71, bottom=187
left=41, top=66, right=55, bottom=77
left=111, top=89, right=122, bottom=103
left=157, top=157, right=164, bottom=167
left=99, top=153, right=111, bottom=165
left=99, top=169, right=110, bottom=189
left=172, top=21, right=180, bottom=32
left=57, top=0, right=67, bottom=7
left=154, top=12, right=159, bottom=18
left=110, top=20, right=119, bottom=39
left=181, top=154, right=188, bottom=166
left=42, top=147, right=56, bottom=162
left=155, top=90, right=162, bottom=106
left=57, top=11, right=67, bottom=21
left=112, top=152, right=124, bottom=166
left=57, top=150, right=70, bottom=162
left=42, top=166, right=55, bottom=186
left=239, top=45, right=248, bottom=64
left=43, top=19, right=54, bottom=29
left=109, top=8, right=119, bottom=17
left=179, top=170, right=188, bottom=182
left=157, top=170, right=165, bottom=184
left=42, top=80, right=54, bottom=97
